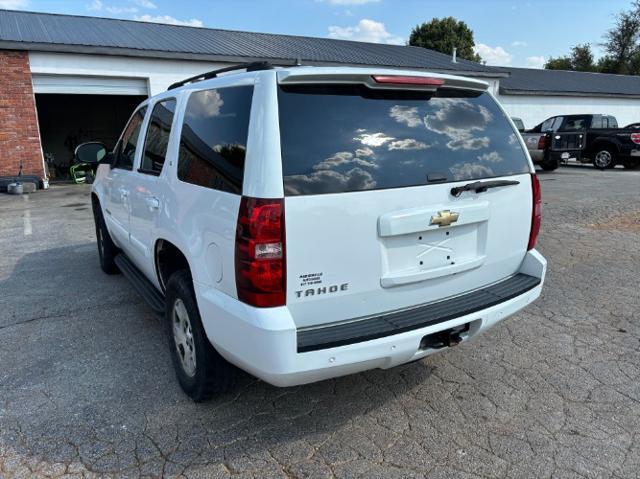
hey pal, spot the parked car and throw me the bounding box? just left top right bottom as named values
left=527, top=114, right=640, bottom=169
left=521, top=130, right=553, bottom=170
left=78, top=63, right=547, bottom=401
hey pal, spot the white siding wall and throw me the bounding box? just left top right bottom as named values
left=497, top=93, right=640, bottom=130
left=28, top=52, right=232, bottom=96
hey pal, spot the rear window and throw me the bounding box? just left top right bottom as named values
left=278, top=85, right=530, bottom=195
left=560, top=116, right=590, bottom=131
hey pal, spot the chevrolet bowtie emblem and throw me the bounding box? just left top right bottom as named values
left=430, top=210, right=460, bottom=227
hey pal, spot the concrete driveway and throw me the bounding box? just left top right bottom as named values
left=1, top=167, right=639, bottom=478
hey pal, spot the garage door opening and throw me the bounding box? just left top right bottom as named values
left=35, top=94, right=146, bottom=181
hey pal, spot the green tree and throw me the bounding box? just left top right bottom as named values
left=603, top=1, right=640, bottom=74
left=545, top=44, right=596, bottom=71
left=571, top=44, right=596, bottom=71
left=596, top=55, right=620, bottom=73
left=409, top=17, right=481, bottom=62
left=544, top=56, right=573, bottom=70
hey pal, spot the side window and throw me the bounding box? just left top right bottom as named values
left=177, top=86, right=253, bottom=194
left=609, top=117, right=618, bottom=128
left=563, top=118, right=586, bottom=131
left=551, top=117, right=564, bottom=131
left=114, top=106, right=147, bottom=170
left=140, top=99, right=177, bottom=175
left=541, top=117, right=557, bottom=132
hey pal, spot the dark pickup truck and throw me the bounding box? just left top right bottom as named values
left=525, top=114, right=640, bottom=170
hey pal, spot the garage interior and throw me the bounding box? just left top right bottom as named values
left=30, top=74, right=148, bottom=182
left=35, top=94, right=146, bottom=181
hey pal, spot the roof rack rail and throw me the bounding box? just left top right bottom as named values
left=167, top=61, right=275, bottom=90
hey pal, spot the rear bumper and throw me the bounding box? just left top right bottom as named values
left=550, top=150, right=583, bottom=162
left=195, top=250, right=546, bottom=387
left=528, top=149, right=545, bottom=163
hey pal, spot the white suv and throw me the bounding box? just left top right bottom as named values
left=80, top=63, right=546, bottom=401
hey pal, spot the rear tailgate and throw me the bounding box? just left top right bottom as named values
left=551, top=132, right=585, bottom=152
left=522, top=132, right=546, bottom=162
left=277, top=71, right=533, bottom=329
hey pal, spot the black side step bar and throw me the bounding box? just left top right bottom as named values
left=115, top=254, right=165, bottom=315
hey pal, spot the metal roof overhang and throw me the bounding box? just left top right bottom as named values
left=499, top=87, right=640, bottom=99
left=0, top=40, right=508, bottom=79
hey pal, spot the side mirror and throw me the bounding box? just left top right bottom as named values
left=75, top=142, right=109, bottom=165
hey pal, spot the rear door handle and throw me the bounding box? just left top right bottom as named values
left=145, top=197, right=160, bottom=210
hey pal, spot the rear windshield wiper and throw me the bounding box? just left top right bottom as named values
left=450, top=179, right=520, bottom=197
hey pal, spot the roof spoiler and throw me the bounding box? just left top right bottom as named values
left=277, top=69, right=489, bottom=92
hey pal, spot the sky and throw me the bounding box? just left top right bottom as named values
left=0, top=0, right=634, bottom=68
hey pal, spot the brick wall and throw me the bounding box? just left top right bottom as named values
left=0, top=50, right=44, bottom=179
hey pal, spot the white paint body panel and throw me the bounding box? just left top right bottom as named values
left=284, top=174, right=532, bottom=329
left=91, top=66, right=546, bottom=387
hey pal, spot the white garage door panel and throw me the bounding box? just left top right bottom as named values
left=32, top=74, right=148, bottom=95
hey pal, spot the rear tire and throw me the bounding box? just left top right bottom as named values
left=165, top=270, right=235, bottom=401
left=593, top=148, right=616, bottom=169
left=539, top=159, right=559, bottom=171
left=93, top=202, right=120, bottom=275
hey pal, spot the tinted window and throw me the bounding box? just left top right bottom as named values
left=278, top=85, right=530, bottom=196
left=608, top=117, right=618, bottom=128
left=141, top=99, right=176, bottom=175
left=540, top=117, right=557, bottom=132
left=560, top=116, right=589, bottom=131
left=114, top=106, right=147, bottom=169
left=177, top=86, right=253, bottom=193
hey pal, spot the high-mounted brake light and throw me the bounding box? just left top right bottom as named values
left=630, top=132, right=640, bottom=145
left=235, top=197, right=286, bottom=307
left=528, top=174, right=541, bottom=251
left=372, top=75, right=445, bottom=86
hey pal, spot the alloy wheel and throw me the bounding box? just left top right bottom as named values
left=172, top=298, right=197, bottom=377
left=594, top=150, right=612, bottom=168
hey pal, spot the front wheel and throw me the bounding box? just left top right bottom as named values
left=165, top=270, right=236, bottom=402
left=593, top=148, right=616, bottom=169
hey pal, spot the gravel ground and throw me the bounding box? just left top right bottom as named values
left=1, top=166, right=639, bottom=479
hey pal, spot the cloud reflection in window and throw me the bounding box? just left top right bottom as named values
left=424, top=98, right=493, bottom=151
left=284, top=167, right=377, bottom=195
left=387, top=139, right=430, bottom=151
left=354, top=132, right=395, bottom=147
left=390, top=105, right=422, bottom=128
left=450, top=162, right=495, bottom=181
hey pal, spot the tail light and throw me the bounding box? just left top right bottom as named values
left=235, top=197, right=286, bottom=307
left=537, top=135, right=547, bottom=150
left=528, top=174, right=541, bottom=251
left=630, top=132, right=640, bottom=145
